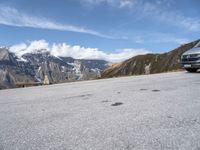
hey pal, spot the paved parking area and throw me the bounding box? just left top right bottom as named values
left=0, top=72, right=200, bottom=150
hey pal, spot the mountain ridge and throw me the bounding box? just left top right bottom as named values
left=101, top=39, right=200, bottom=78
left=0, top=48, right=108, bottom=89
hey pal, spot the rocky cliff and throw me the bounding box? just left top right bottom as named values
left=0, top=48, right=108, bottom=89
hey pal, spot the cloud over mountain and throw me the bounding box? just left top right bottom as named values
left=10, top=40, right=150, bottom=62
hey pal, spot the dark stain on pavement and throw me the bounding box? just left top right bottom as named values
left=140, top=88, right=148, bottom=91
left=80, top=94, right=92, bottom=97
left=111, top=102, right=123, bottom=106
left=64, top=94, right=92, bottom=100
left=167, top=115, right=173, bottom=118
left=152, top=89, right=160, bottom=92
left=101, top=100, right=110, bottom=103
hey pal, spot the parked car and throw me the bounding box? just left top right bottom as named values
left=181, top=41, right=200, bottom=72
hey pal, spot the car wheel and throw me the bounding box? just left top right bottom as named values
left=185, top=68, right=198, bottom=73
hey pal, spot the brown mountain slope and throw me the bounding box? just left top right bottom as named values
left=102, top=39, right=200, bottom=78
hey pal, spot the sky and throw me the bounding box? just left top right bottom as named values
left=0, top=0, right=200, bottom=62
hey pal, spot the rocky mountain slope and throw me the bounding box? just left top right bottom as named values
left=102, top=40, right=200, bottom=78
left=0, top=48, right=108, bottom=89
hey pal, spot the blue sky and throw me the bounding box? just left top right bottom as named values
left=0, top=0, right=200, bottom=62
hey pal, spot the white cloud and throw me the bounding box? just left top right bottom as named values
left=81, top=0, right=135, bottom=8
left=0, top=6, right=115, bottom=39
left=82, top=0, right=115, bottom=5
left=138, top=1, right=200, bottom=32
left=9, top=40, right=150, bottom=62
left=10, top=40, right=50, bottom=57
left=134, top=36, right=144, bottom=43
left=143, top=33, right=190, bottom=45
left=170, top=38, right=190, bottom=45
left=153, top=38, right=190, bottom=45
left=82, top=0, right=200, bottom=32
left=159, top=12, right=200, bottom=32
left=119, top=1, right=134, bottom=8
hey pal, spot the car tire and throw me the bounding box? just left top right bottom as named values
left=185, top=68, right=198, bottom=73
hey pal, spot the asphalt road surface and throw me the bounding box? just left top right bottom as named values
left=0, top=72, right=200, bottom=150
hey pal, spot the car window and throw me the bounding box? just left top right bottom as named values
left=195, top=42, right=200, bottom=47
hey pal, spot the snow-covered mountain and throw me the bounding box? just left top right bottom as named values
left=0, top=48, right=108, bottom=89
